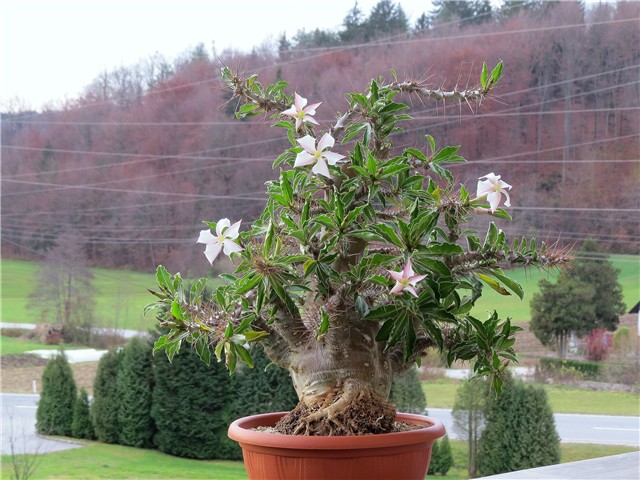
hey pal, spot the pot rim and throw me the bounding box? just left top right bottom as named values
left=228, top=411, right=446, bottom=450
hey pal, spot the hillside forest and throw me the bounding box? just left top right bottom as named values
left=2, top=0, right=638, bottom=276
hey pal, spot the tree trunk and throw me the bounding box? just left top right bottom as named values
left=270, top=305, right=397, bottom=436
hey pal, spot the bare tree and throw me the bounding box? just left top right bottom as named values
left=28, top=233, right=97, bottom=345
left=6, top=410, right=42, bottom=480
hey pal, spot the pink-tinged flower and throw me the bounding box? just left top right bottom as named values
left=387, top=260, right=427, bottom=297
left=282, top=93, right=321, bottom=130
left=197, top=218, right=242, bottom=264
left=477, top=172, right=512, bottom=213
left=294, top=133, right=345, bottom=178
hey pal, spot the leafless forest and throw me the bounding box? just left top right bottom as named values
left=2, top=1, right=638, bottom=275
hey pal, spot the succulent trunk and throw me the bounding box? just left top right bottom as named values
left=263, top=303, right=398, bottom=436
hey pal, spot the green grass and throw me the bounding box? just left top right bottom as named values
left=1, top=259, right=158, bottom=331
left=423, top=378, right=640, bottom=416
left=3, top=439, right=635, bottom=480
left=0, top=336, right=85, bottom=356
left=3, top=254, right=638, bottom=331
left=470, top=254, right=639, bottom=323
left=544, top=384, right=640, bottom=416
left=1, top=443, right=248, bottom=479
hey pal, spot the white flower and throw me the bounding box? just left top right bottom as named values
left=477, top=172, right=512, bottom=212
left=387, top=260, right=427, bottom=297
left=197, top=218, right=242, bottom=264
left=294, top=133, right=345, bottom=178
left=282, top=93, right=321, bottom=130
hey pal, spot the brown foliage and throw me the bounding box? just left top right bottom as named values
left=2, top=2, right=638, bottom=272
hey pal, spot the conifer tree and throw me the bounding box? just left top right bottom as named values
left=389, top=366, right=426, bottom=414
left=436, top=436, right=453, bottom=475
left=91, top=349, right=121, bottom=443
left=116, top=337, right=155, bottom=447
left=478, top=382, right=560, bottom=476
left=36, top=352, right=77, bottom=436
left=71, top=388, right=95, bottom=440
left=429, top=436, right=453, bottom=475
left=221, top=345, right=299, bottom=459
left=151, top=344, right=233, bottom=459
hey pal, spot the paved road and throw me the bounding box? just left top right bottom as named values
left=2, top=394, right=638, bottom=455
left=428, top=407, right=640, bottom=446
left=1, top=394, right=84, bottom=455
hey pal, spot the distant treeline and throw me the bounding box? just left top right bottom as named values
left=2, top=0, right=638, bottom=273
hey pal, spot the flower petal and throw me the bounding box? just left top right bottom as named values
left=294, top=151, right=315, bottom=167
left=297, top=135, right=317, bottom=155
left=317, top=132, right=335, bottom=151
left=216, top=218, right=231, bottom=237
left=226, top=220, right=242, bottom=239
left=302, top=102, right=322, bottom=115
left=408, top=274, right=427, bottom=286
left=312, top=157, right=331, bottom=178
left=322, top=151, right=345, bottom=165
left=498, top=179, right=512, bottom=191
left=294, top=92, right=307, bottom=110
left=477, top=179, right=493, bottom=197
left=281, top=106, right=297, bottom=117
left=204, top=242, right=222, bottom=264
left=390, top=282, right=404, bottom=295
left=502, top=190, right=511, bottom=207
left=487, top=191, right=501, bottom=212
left=387, top=269, right=405, bottom=283
left=197, top=229, right=215, bottom=244
left=222, top=239, right=243, bottom=256
left=403, top=260, right=415, bottom=278
left=405, top=285, right=419, bottom=297
left=303, top=115, right=319, bottom=125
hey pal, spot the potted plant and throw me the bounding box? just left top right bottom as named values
left=146, top=63, right=569, bottom=479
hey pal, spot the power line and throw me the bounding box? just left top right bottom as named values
left=5, top=67, right=638, bottom=128
left=6, top=13, right=637, bottom=119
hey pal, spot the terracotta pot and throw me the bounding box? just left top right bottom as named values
left=228, top=411, right=445, bottom=480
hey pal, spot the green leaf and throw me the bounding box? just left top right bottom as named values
left=490, top=61, right=503, bottom=86
left=425, top=135, right=436, bottom=155
left=484, top=222, right=499, bottom=247
left=156, top=266, right=173, bottom=292
left=490, top=272, right=524, bottom=300
left=405, top=147, right=427, bottom=162
left=243, top=330, right=269, bottom=342
left=224, top=322, right=234, bottom=338
left=476, top=273, right=511, bottom=296
left=365, top=304, right=400, bottom=321
left=317, top=309, right=330, bottom=337
left=375, top=318, right=396, bottom=342
left=170, top=300, right=184, bottom=320
left=238, top=103, right=259, bottom=114
left=195, top=336, right=211, bottom=366
left=371, top=224, right=404, bottom=248
left=189, top=278, right=206, bottom=306
left=480, top=62, right=488, bottom=89
left=378, top=102, right=408, bottom=114
left=431, top=145, right=460, bottom=164
left=425, top=243, right=464, bottom=255
left=235, top=344, right=254, bottom=368
left=153, top=335, right=169, bottom=355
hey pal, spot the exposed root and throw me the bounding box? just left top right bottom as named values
left=274, top=385, right=396, bottom=436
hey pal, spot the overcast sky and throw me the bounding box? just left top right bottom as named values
left=1, top=0, right=433, bottom=110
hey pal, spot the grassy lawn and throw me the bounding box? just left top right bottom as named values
left=423, top=378, right=640, bottom=416
left=2, top=439, right=636, bottom=480
left=0, top=336, right=69, bottom=356
left=2, top=260, right=178, bottom=331
left=3, top=255, right=638, bottom=330
left=1, top=443, right=248, bottom=479
left=470, top=254, right=639, bottom=323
